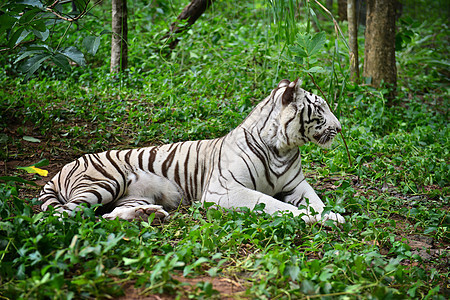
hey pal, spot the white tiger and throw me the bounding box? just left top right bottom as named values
left=39, top=79, right=345, bottom=224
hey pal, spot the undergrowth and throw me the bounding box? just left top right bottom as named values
left=0, top=0, right=448, bottom=299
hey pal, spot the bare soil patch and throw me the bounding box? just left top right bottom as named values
left=118, top=274, right=247, bottom=300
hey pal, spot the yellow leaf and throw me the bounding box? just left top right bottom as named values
left=27, top=166, right=49, bottom=177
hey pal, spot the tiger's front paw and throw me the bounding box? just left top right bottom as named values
left=299, top=211, right=345, bottom=225
left=322, top=212, right=345, bottom=224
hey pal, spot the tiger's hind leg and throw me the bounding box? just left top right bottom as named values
left=102, top=171, right=184, bottom=222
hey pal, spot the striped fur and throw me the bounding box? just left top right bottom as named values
left=39, top=79, right=344, bottom=224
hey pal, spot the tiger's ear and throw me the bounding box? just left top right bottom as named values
left=294, top=78, right=303, bottom=92
left=278, top=79, right=290, bottom=88
left=281, top=78, right=299, bottom=106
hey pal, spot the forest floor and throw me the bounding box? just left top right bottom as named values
left=2, top=120, right=448, bottom=299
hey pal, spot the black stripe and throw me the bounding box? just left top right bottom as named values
left=72, top=199, right=92, bottom=207
left=261, top=102, right=275, bottom=129
left=138, top=149, right=144, bottom=170
left=148, top=147, right=157, bottom=173
left=282, top=167, right=304, bottom=190
left=217, top=138, right=225, bottom=178
left=193, top=142, right=200, bottom=200
left=283, top=106, right=298, bottom=145
left=242, top=159, right=256, bottom=189
left=83, top=174, right=116, bottom=202
left=91, top=153, right=106, bottom=167
left=125, top=149, right=133, bottom=166
left=184, top=143, right=193, bottom=200
left=161, top=144, right=180, bottom=177
left=54, top=172, right=66, bottom=203
left=307, top=105, right=313, bottom=119
left=173, top=162, right=181, bottom=188
left=244, top=130, right=274, bottom=189
left=299, top=107, right=306, bottom=136
left=229, top=171, right=246, bottom=187
left=106, top=151, right=126, bottom=184
left=88, top=189, right=103, bottom=204
left=87, top=154, right=121, bottom=199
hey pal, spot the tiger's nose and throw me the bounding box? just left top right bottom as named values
left=336, top=125, right=342, bottom=133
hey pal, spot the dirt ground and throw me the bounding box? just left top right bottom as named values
left=118, top=275, right=247, bottom=299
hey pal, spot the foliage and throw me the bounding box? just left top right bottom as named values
left=0, top=0, right=103, bottom=80
left=0, top=0, right=449, bottom=299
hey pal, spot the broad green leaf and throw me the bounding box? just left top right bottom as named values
left=18, top=7, right=42, bottom=24
left=308, top=32, right=326, bottom=56
left=18, top=0, right=44, bottom=9
left=32, top=28, right=49, bottom=41
left=0, top=176, right=37, bottom=186
left=20, top=53, right=52, bottom=80
left=423, top=226, right=437, bottom=234
left=82, top=36, right=101, bottom=55
left=30, top=19, right=47, bottom=32
left=307, top=66, right=325, bottom=74
left=345, top=284, right=362, bottom=293
left=288, top=45, right=307, bottom=58
left=102, top=233, right=125, bottom=253
left=33, top=159, right=49, bottom=168
left=51, top=53, right=71, bottom=72
left=73, top=0, right=90, bottom=12
left=14, top=50, right=43, bottom=64
left=319, top=269, right=333, bottom=281
left=60, top=46, right=86, bottom=66
left=18, top=53, right=46, bottom=72
left=123, top=257, right=141, bottom=266
left=183, top=256, right=210, bottom=276
left=0, top=14, right=17, bottom=35
left=8, top=28, right=30, bottom=48
left=79, top=245, right=101, bottom=257
left=24, top=44, right=51, bottom=51
left=100, top=29, right=112, bottom=35
left=285, top=264, right=300, bottom=281
left=300, top=279, right=316, bottom=295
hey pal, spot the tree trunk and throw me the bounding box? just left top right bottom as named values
left=363, top=0, right=397, bottom=99
left=165, top=0, right=214, bottom=50
left=347, top=0, right=359, bottom=82
left=338, top=0, right=347, bottom=20
left=111, top=0, right=128, bottom=73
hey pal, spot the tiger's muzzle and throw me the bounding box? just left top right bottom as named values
left=313, top=126, right=341, bottom=147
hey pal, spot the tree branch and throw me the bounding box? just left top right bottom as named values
left=163, top=0, right=215, bottom=49
left=45, top=0, right=93, bottom=22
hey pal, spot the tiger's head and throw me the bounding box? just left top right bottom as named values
left=276, top=79, right=341, bottom=149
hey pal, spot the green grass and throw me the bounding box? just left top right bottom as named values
left=0, top=0, right=449, bottom=299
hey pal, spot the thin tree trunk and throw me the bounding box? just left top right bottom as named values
left=164, top=0, right=215, bottom=50
left=338, top=0, right=347, bottom=20
left=111, top=0, right=128, bottom=73
left=363, top=0, right=397, bottom=99
left=347, top=0, right=359, bottom=82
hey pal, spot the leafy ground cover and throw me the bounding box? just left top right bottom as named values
left=0, top=1, right=449, bottom=299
